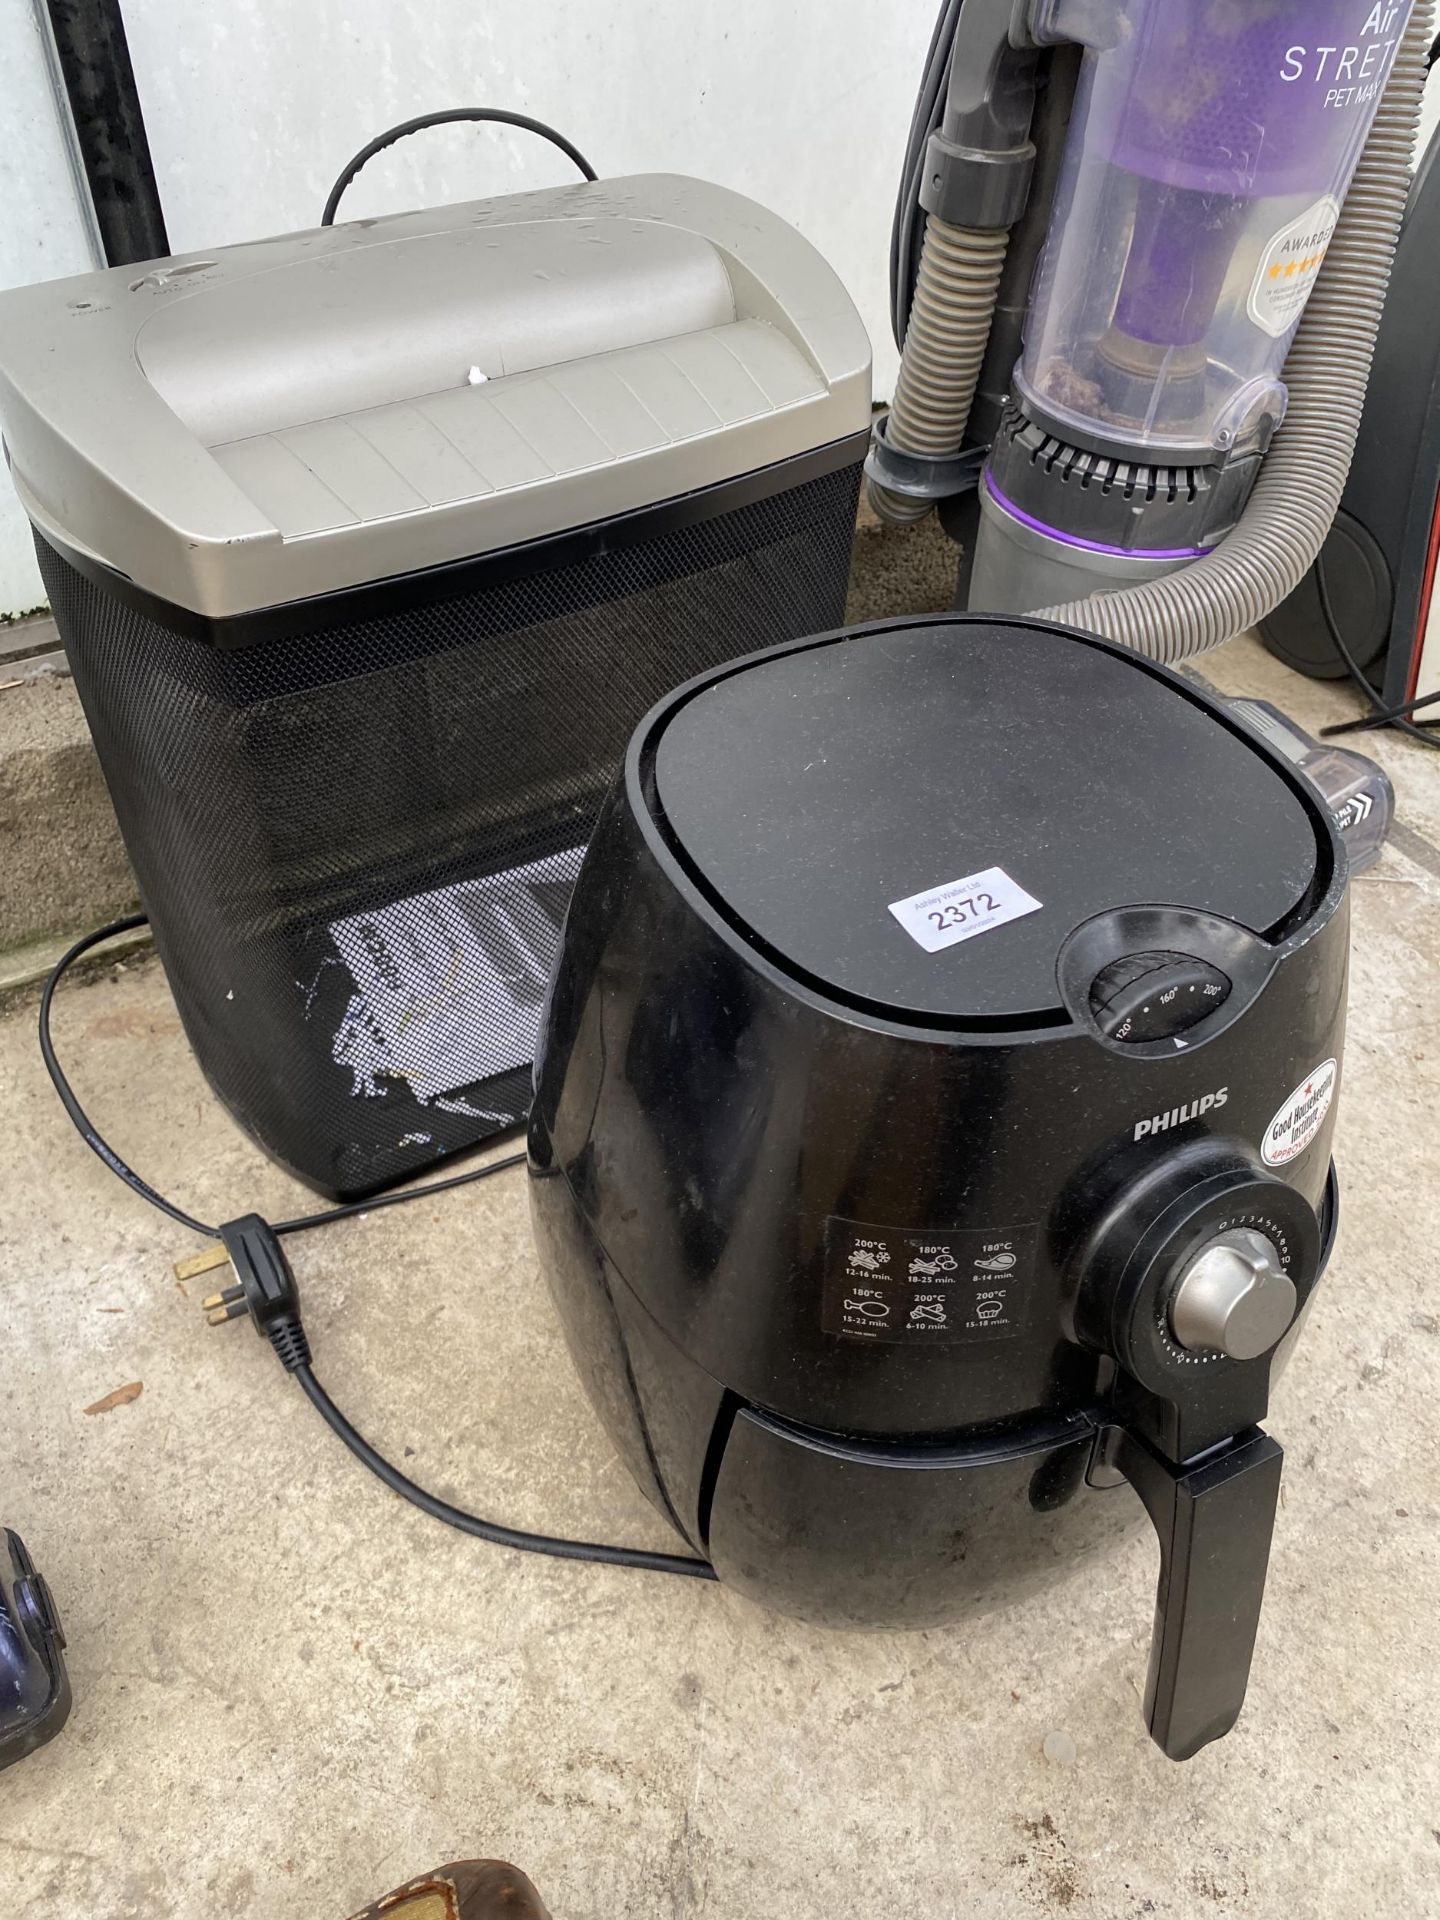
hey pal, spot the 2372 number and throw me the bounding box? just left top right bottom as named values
left=928, top=893, right=998, bottom=932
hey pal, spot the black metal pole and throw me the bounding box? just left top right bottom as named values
left=42, top=0, right=169, bottom=267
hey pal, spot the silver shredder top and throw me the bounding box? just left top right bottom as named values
left=0, top=174, right=872, bottom=619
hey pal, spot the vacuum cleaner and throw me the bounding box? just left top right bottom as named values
left=869, top=0, right=1429, bottom=646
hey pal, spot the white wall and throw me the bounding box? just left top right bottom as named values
left=0, top=2, right=103, bottom=614
left=2, top=3, right=1438, bottom=618
left=121, top=0, right=933, bottom=384
left=0, top=0, right=939, bottom=615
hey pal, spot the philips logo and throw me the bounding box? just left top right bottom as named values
left=1134, top=1088, right=1228, bottom=1142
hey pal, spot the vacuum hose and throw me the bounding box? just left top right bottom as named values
left=870, top=216, right=1009, bottom=524
left=1040, top=1, right=1434, bottom=659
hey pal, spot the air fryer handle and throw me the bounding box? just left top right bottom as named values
left=1104, top=1424, right=1284, bottom=1763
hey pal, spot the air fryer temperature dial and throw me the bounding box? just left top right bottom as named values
left=1089, top=951, right=1232, bottom=1042
left=1169, top=1227, right=1296, bottom=1360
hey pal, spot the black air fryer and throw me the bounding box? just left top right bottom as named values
left=529, top=614, right=1348, bottom=1760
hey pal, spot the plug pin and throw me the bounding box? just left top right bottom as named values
left=205, top=1299, right=250, bottom=1327
left=201, top=1284, right=245, bottom=1311
left=174, top=1244, right=230, bottom=1283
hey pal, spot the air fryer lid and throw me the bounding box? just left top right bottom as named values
left=651, top=618, right=1320, bottom=1023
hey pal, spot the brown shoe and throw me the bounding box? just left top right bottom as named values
left=344, top=1859, right=551, bottom=1919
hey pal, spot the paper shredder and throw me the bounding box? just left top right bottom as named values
left=0, top=175, right=871, bottom=1196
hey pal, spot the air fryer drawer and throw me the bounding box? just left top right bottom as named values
left=705, top=1407, right=1138, bottom=1629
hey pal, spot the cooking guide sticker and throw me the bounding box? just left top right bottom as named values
left=888, top=865, right=1041, bottom=955
left=822, top=1218, right=1037, bottom=1345
left=1262, top=1059, right=1338, bottom=1166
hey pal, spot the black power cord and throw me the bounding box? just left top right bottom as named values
left=1322, top=687, right=1440, bottom=738
left=321, top=108, right=597, bottom=227
left=292, top=1367, right=712, bottom=1579
left=40, top=916, right=215, bottom=1236
left=41, top=915, right=716, bottom=1584
left=1313, top=553, right=1440, bottom=752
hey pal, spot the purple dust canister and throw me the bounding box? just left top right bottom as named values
left=1018, top=0, right=1415, bottom=453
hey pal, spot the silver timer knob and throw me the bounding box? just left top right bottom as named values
left=1169, top=1228, right=1296, bottom=1360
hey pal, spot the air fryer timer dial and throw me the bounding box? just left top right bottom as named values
left=1072, top=1144, right=1323, bottom=1461
left=1169, top=1227, right=1296, bottom=1360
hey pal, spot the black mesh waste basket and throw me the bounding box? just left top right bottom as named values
left=0, top=176, right=871, bottom=1195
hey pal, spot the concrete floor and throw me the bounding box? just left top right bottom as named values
left=4, top=542, right=1440, bottom=1916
